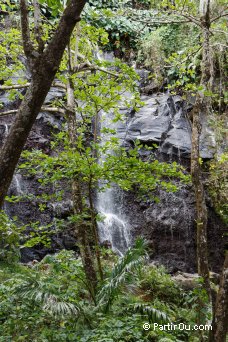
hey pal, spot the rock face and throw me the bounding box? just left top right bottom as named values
left=0, top=73, right=225, bottom=272
left=122, top=186, right=225, bottom=273
left=125, top=94, right=216, bottom=159
left=0, top=110, right=77, bottom=262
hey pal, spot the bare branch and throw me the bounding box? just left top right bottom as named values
left=72, top=51, right=120, bottom=78
left=173, top=10, right=202, bottom=27
left=73, top=62, right=91, bottom=72
left=211, top=11, right=228, bottom=23
left=20, top=0, right=36, bottom=62
left=127, top=17, right=190, bottom=25
left=0, top=106, right=66, bottom=117
left=72, top=62, right=119, bottom=77
left=143, top=19, right=190, bottom=24
left=0, top=110, right=18, bottom=116
left=0, top=83, right=30, bottom=90
left=41, top=106, right=66, bottom=115
left=95, top=67, right=119, bottom=78
left=52, top=82, right=67, bottom=90
left=0, top=82, right=66, bottom=91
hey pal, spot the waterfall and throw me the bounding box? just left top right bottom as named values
left=96, top=109, right=131, bottom=256
left=4, top=124, right=9, bottom=137
left=3, top=174, right=24, bottom=216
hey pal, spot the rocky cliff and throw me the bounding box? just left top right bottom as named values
left=0, top=71, right=226, bottom=272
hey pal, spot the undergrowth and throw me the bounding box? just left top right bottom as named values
left=0, top=242, right=210, bottom=342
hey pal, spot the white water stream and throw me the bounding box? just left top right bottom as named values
left=96, top=109, right=131, bottom=255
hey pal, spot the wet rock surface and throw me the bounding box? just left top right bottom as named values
left=123, top=186, right=225, bottom=273
left=125, top=93, right=216, bottom=159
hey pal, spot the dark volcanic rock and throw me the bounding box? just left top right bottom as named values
left=123, top=186, right=225, bottom=273
left=126, top=94, right=216, bottom=159
left=0, top=87, right=75, bottom=262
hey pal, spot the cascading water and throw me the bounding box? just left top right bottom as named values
left=4, top=124, right=9, bottom=137
left=96, top=109, right=131, bottom=256
left=3, top=174, right=24, bottom=215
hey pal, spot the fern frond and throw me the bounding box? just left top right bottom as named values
left=97, top=238, right=147, bottom=312
left=43, top=294, right=79, bottom=316
left=15, top=276, right=80, bottom=317
left=132, top=303, right=170, bottom=324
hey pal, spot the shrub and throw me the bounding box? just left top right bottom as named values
left=139, top=265, right=181, bottom=304
left=0, top=211, right=23, bottom=262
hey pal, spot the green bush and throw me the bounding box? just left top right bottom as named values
left=137, top=23, right=200, bottom=87
left=207, top=153, right=228, bottom=223
left=139, top=265, right=181, bottom=304
left=0, top=211, right=23, bottom=262
left=137, top=28, right=165, bottom=84
left=0, top=247, right=208, bottom=341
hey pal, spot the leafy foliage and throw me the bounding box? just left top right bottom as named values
left=0, top=240, right=207, bottom=341
left=132, top=303, right=169, bottom=324
left=97, top=238, right=147, bottom=312
left=84, top=2, right=150, bottom=57
left=0, top=242, right=136, bottom=338
left=207, top=153, right=228, bottom=223
left=11, top=24, right=189, bottom=250
left=139, top=265, right=181, bottom=304
left=0, top=211, right=23, bottom=262
left=137, top=23, right=200, bottom=89
left=0, top=1, right=226, bottom=340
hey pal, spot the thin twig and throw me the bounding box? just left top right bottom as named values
left=211, top=9, right=228, bottom=23
left=0, top=106, right=66, bottom=116
left=0, top=82, right=66, bottom=91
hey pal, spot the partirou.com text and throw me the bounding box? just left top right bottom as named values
left=143, top=322, right=212, bottom=331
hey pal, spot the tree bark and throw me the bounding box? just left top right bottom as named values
left=191, top=3, right=228, bottom=340
left=200, top=0, right=214, bottom=90
left=0, top=0, right=86, bottom=208
left=210, top=253, right=228, bottom=342
left=190, top=0, right=212, bottom=300
left=191, top=96, right=211, bottom=298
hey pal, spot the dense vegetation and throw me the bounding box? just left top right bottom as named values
left=0, top=0, right=227, bottom=341
left=0, top=239, right=212, bottom=341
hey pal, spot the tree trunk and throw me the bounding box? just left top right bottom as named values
left=0, top=0, right=86, bottom=208
left=191, top=96, right=211, bottom=299
left=190, top=0, right=213, bottom=299
left=210, top=253, right=228, bottom=342
left=88, top=179, right=103, bottom=281
left=200, top=1, right=214, bottom=90
left=66, top=76, right=98, bottom=297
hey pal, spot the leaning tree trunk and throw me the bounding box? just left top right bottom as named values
left=209, top=253, right=228, bottom=342
left=0, top=0, right=86, bottom=208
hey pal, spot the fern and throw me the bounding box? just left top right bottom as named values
left=42, top=295, right=79, bottom=316
left=132, top=303, right=170, bottom=324
left=96, top=238, right=147, bottom=312
left=14, top=239, right=149, bottom=319
left=15, top=275, right=80, bottom=317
